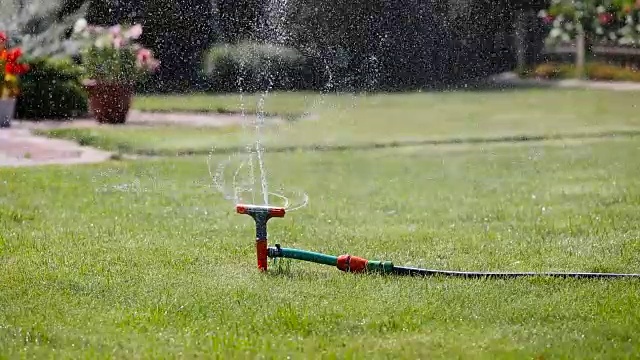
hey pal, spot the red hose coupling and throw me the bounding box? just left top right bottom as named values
left=337, top=255, right=368, bottom=273
left=256, top=239, right=268, bottom=271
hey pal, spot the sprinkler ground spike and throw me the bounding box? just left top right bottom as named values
left=236, top=204, right=286, bottom=272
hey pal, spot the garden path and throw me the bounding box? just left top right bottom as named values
left=0, top=127, right=112, bottom=167
left=0, top=110, right=280, bottom=167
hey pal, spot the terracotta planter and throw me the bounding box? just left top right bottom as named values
left=0, top=98, right=17, bottom=128
left=83, top=80, right=134, bottom=124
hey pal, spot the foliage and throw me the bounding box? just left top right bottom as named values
left=216, top=0, right=263, bottom=43
left=527, top=61, right=640, bottom=81
left=284, top=0, right=386, bottom=90
left=0, top=0, right=85, bottom=57
left=528, top=62, right=577, bottom=79
left=18, top=0, right=216, bottom=92
left=203, top=42, right=311, bottom=92
left=285, top=0, right=453, bottom=90
left=70, top=18, right=159, bottom=83
left=539, top=0, right=640, bottom=45
left=14, top=57, right=88, bottom=119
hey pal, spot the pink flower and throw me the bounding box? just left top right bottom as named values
left=126, top=24, right=143, bottom=40
left=135, top=48, right=160, bottom=72
left=113, top=36, right=123, bottom=48
left=136, top=48, right=151, bottom=63
left=598, top=13, right=614, bottom=25
left=109, top=25, right=121, bottom=35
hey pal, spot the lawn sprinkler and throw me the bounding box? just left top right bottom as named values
left=236, top=203, right=286, bottom=271
left=236, top=204, right=640, bottom=279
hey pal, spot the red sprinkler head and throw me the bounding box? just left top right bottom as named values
left=236, top=204, right=286, bottom=218
left=236, top=204, right=286, bottom=272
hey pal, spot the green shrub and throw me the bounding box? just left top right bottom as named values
left=530, top=62, right=576, bottom=79
left=586, top=62, right=640, bottom=82
left=15, top=57, right=88, bottom=120
left=203, top=42, right=312, bottom=92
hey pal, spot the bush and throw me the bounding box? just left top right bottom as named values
left=527, top=62, right=640, bottom=82
left=586, top=63, right=640, bottom=82
left=15, top=57, right=88, bottom=120
left=530, top=62, right=575, bottom=79
left=203, top=42, right=313, bottom=92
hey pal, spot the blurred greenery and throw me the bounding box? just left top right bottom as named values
left=203, top=42, right=314, bottom=92
left=15, top=56, right=88, bottom=120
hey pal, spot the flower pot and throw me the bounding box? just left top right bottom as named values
left=83, top=80, right=134, bottom=124
left=0, top=98, right=17, bottom=128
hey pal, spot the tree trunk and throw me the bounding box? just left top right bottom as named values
left=514, top=8, right=528, bottom=73
left=575, top=29, right=586, bottom=79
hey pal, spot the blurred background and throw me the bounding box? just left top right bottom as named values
left=1, top=0, right=551, bottom=94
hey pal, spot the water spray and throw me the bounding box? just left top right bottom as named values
left=223, top=11, right=638, bottom=279
left=236, top=203, right=640, bottom=279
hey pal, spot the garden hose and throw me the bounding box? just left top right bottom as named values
left=237, top=204, right=640, bottom=279
left=267, top=245, right=640, bottom=279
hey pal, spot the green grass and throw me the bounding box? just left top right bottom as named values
left=132, top=91, right=318, bottom=117
left=40, top=89, right=640, bottom=156
left=1, top=136, right=640, bottom=358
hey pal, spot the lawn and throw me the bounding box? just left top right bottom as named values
left=1, top=134, right=640, bottom=357
left=39, top=88, right=640, bottom=155
left=131, top=91, right=323, bottom=116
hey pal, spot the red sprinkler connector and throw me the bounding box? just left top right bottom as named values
left=236, top=204, right=286, bottom=272
left=336, top=255, right=370, bottom=273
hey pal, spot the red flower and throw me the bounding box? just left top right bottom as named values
left=5, top=48, right=22, bottom=62
left=6, top=62, right=29, bottom=75
left=542, top=15, right=555, bottom=24
left=0, top=31, right=6, bottom=42
left=598, top=12, right=614, bottom=25
left=2, top=47, right=30, bottom=76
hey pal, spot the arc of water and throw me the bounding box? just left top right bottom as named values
left=255, top=93, right=271, bottom=206
left=210, top=0, right=337, bottom=213
left=237, top=57, right=258, bottom=205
